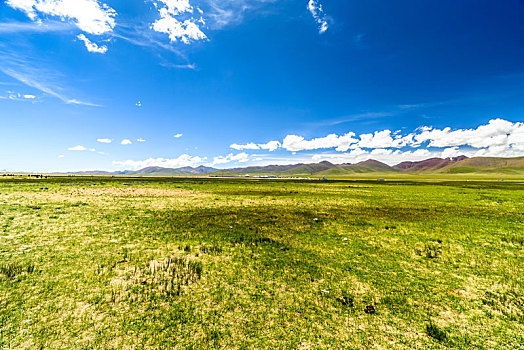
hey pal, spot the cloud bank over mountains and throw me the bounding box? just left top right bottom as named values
left=230, top=119, right=524, bottom=157
left=112, top=119, right=524, bottom=170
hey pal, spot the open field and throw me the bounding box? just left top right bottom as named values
left=1, top=176, right=523, bottom=349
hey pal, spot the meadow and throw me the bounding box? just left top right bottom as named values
left=0, top=176, right=523, bottom=349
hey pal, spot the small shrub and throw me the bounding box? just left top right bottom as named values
left=426, top=320, right=447, bottom=342
left=424, top=241, right=442, bottom=259
left=337, top=294, right=354, bottom=307
left=364, top=305, right=376, bottom=314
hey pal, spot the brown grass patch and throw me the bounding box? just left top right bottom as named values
left=73, top=188, right=199, bottom=197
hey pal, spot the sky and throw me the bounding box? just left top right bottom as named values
left=1, top=0, right=524, bottom=172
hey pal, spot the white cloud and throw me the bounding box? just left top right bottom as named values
left=311, top=148, right=434, bottom=166
left=97, top=138, right=112, bottom=143
left=58, top=154, right=65, bottom=158
left=414, top=118, right=523, bottom=150
left=173, top=133, right=183, bottom=138
left=283, top=133, right=358, bottom=152
left=357, top=130, right=414, bottom=149
left=113, top=154, right=206, bottom=170
left=259, top=140, right=281, bottom=152
left=233, top=118, right=524, bottom=160
left=230, top=140, right=281, bottom=152
left=230, top=142, right=259, bottom=150
left=158, top=0, right=193, bottom=15
left=440, top=147, right=462, bottom=159
left=152, top=0, right=207, bottom=44
left=68, top=145, right=87, bottom=151
left=307, top=0, right=328, bottom=33
left=6, top=0, right=117, bottom=35
left=136, top=138, right=146, bottom=142
left=121, top=139, right=132, bottom=145
left=2, top=91, right=38, bottom=101
left=77, top=34, right=107, bottom=53
left=210, top=152, right=249, bottom=166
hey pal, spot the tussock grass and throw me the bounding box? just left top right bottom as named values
left=0, top=262, right=36, bottom=278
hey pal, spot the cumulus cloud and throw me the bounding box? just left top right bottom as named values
left=6, top=0, right=116, bottom=35
left=7, top=0, right=116, bottom=53
left=97, top=138, right=112, bottom=143
left=230, top=140, right=281, bottom=152
left=152, top=0, right=207, bottom=44
left=68, top=145, right=87, bottom=151
left=77, top=34, right=107, bottom=53
left=259, top=140, right=281, bottom=152
left=173, top=133, right=183, bottom=138
left=113, top=154, right=206, bottom=170
left=311, top=148, right=434, bottom=166
left=232, top=119, right=524, bottom=160
left=283, top=133, right=358, bottom=152
left=230, top=142, right=259, bottom=150
left=307, top=0, right=328, bottom=33
left=210, top=152, right=249, bottom=166
left=414, top=118, right=523, bottom=149
left=121, top=139, right=132, bottom=145
left=358, top=130, right=414, bottom=149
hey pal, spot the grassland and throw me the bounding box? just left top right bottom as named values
left=0, top=176, right=523, bottom=349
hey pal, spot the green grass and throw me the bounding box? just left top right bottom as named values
left=0, top=176, right=523, bottom=349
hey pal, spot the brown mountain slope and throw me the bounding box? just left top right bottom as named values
left=394, top=156, right=468, bottom=172
left=436, top=156, right=524, bottom=174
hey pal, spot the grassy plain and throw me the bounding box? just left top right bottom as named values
left=0, top=176, right=523, bottom=349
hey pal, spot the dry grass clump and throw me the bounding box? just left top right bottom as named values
left=130, top=256, right=203, bottom=297
left=0, top=262, right=36, bottom=278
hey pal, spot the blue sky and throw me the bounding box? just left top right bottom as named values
left=1, top=0, right=523, bottom=171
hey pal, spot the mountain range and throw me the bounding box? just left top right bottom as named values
left=67, top=156, right=524, bottom=176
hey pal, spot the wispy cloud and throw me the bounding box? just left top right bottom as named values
left=0, top=43, right=101, bottom=106
left=209, top=152, right=249, bottom=166
left=97, top=138, right=112, bottom=143
left=307, top=0, right=329, bottom=33
left=1, top=68, right=100, bottom=106
left=173, top=133, right=183, bottom=138
left=0, top=20, right=73, bottom=33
